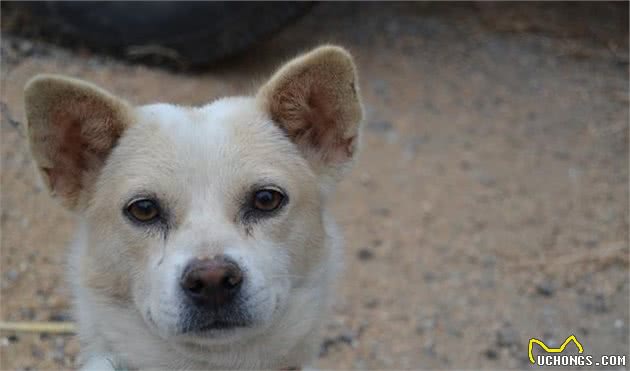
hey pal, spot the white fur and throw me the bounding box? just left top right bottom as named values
left=72, top=99, right=343, bottom=369
left=26, top=46, right=362, bottom=370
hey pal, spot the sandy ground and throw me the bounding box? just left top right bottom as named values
left=1, top=3, right=628, bottom=370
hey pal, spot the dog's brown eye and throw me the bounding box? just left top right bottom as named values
left=253, top=190, right=284, bottom=212
left=126, top=199, right=160, bottom=223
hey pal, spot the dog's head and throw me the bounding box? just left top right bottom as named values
left=25, top=46, right=362, bottom=344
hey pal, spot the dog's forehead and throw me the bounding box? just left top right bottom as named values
left=111, top=97, right=307, bottom=190
left=135, top=97, right=262, bottom=146
left=132, top=98, right=285, bottom=159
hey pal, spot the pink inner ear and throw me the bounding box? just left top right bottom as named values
left=45, top=109, right=87, bottom=200
left=271, top=79, right=357, bottom=165
left=43, top=97, right=125, bottom=203
left=302, top=85, right=342, bottom=147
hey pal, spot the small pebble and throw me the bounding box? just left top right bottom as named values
left=536, top=280, right=555, bottom=297
left=5, top=269, right=18, bottom=281
left=357, top=248, right=374, bottom=261
left=484, top=348, right=499, bottom=360
left=580, top=293, right=608, bottom=313
left=364, top=298, right=379, bottom=309
left=49, top=312, right=73, bottom=322
left=423, top=271, right=436, bottom=282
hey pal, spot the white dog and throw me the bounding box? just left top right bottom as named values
left=24, top=45, right=363, bottom=370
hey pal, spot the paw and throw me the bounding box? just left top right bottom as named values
left=80, top=354, right=125, bottom=371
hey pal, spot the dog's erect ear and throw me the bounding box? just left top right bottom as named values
left=257, top=46, right=363, bottom=180
left=24, top=75, right=132, bottom=210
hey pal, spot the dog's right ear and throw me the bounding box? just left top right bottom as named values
left=24, top=75, right=132, bottom=210
left=257, top=46, right=363, bottom=184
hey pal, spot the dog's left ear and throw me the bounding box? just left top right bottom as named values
left=257, top=45, right=363, bottom=180
left=24, top=74, right=132, bottom=210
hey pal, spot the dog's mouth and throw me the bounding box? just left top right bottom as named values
left=180, top=319, right=251, bottom=334
left=168, top=317, right=258, bottom=362
left=145, top=307, right=252, bottom=340
left=177, top=306, right=254, bottom=336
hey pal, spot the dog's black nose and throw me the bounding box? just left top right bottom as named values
left=180, top=256, right=243, bottom=307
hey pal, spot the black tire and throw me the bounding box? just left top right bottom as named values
left=11, top=1, right=313, bottom=68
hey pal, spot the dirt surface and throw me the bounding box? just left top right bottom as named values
left=1, top=3, right=628, bottom=370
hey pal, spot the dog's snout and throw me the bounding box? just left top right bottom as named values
left=180, top=256, right=243, bottom=307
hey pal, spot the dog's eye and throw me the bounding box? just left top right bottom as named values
left=126, top=199, right=160, bottom=223
left=252, top=189, right=285, bottom=212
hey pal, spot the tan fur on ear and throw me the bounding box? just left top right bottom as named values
left=257, top=45, right=363, bottom=170
left=24, top=74, right=132, bottom=209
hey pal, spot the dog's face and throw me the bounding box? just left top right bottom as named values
left=93, top=99, right=326, bottom=343
left=24, top=46, right=362, bottom=345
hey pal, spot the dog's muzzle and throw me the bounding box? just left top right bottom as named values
left=178, top=255, right=252, bottom=333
